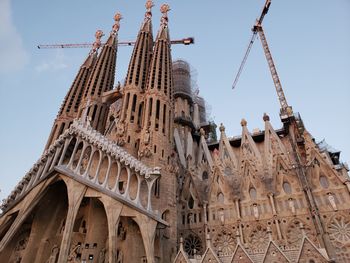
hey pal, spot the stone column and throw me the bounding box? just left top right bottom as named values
left=57, top=179, right=86, bottom=263
left=134, top=214, right=158, bottom=263
left=102, top=196, right=123, bottom=263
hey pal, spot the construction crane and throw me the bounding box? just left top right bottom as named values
left=232, top=0, right=292, bottom=120
left=232, top=1, right=334, bottom=255
left=37, top=37, right=194, bottom=49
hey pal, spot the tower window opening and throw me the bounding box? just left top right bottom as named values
left=162, top=104, right=166, bottom=134
left=124, top=93, right=130, bottom=120
left=154, top=145, right=157, bottom=153
left=202, top=171, right=208, bottom=180
left=137, top=102, right=144, bottom=127
left=154, top=178, right=160, bottom=198
left=127, top=136, right=130, bottom=143
left=148, top=98, right=153, bottom=127
left=130, top=94, right=137, bottom=123
left=155, top=100, right=160, bottom=130
left=162, top=149, right=164, bottom=158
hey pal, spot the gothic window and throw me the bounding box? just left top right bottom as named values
left=283, top=181, right=292, bottom=194
left=148, top=98, right=153, bottom=127
left=137, top=102, right=143, bottom=127
left=154, top=178, right=160, bottom=198
left=188, top=195, right=194, bottom=209
left=162, top=104, right=166, bottom=134
left=319, top=175, right=329, bottom=189
left=249, top=187, right=257, bottom=200
left=184, top=234, right=202, bottom=256
left=130, top=94, right=137, bottom=123
left=202, top=171, right=208, bottom=180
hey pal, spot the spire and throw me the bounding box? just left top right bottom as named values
left=125, top=0, right=154, bottom=89
left=146, top=4, right=172, bottom=94
left=80, top=12, right=121, bottom=132
left=138, top=3, right=173, bottom=166
left=84, top=12, right=121, bottom=99
left=44, top=31, right=102, bottom=150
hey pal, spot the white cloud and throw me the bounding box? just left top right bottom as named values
left=0, top=0, right=29, bottom=73
left=35, top=50, right=69, bottom=73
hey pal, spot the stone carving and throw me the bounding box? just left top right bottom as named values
left=219, top=209, right=225, bottom=225
left=248, top=225, right=268, bottom=250
left=327, top=193, right=338, bottom=211
left=288, top=198, right=296, bottom=215
left=98, top=248, right=106, bottom=263
left=328, top=215, right=350, bottom=245
left=67, top=243, right=81, bottom=262
left=47, top=245, right=59, bottom=263
left=252, top=203, right=259, bottom=220
left=213, top=228, right=236, bottom=256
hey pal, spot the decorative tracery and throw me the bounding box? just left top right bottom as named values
left=184, top=234, right=202, bottom=256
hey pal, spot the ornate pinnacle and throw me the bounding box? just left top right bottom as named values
left=160, top=3, right=170, bottom=25
left=145, top=0, right=154, bottom=19
left=263, top=113, right=270, bottom=122
left=112, top=12, right=122, bottom=34
left=219, top=123, right=225, bottom=132
left=91, top=30, right=104, bottom=54
left=240, top=118, right=247, bottom=127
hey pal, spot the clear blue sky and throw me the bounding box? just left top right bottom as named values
left=0, top=0, right=349, bottom=200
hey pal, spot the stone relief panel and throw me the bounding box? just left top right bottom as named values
left=328, top=214, right=350, bottom=262
left=213, top=227, right=236, bottom=256
left=247, top=224, right=269, bottom=251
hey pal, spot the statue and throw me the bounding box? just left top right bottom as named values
left=328, top=193, right=338, bottom=211
left=143, top=128, right=151, bottom=144
left=219, top=209, right=225, bottom=225
left=253, top=203, right=259, bottom=220
left=288, top=198, right=296, bottom=215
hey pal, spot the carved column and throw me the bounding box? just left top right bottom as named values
left=268, top=193, right=282, bottom=240
left=57, top=179, right=86, bottom=263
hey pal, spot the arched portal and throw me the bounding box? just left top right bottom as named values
left=0, top=180, right=68, bottom=263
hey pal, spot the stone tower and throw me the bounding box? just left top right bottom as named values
left=79, top=12, right=121, bottom=133
left=44, top=31, right=102, bottom=150
left=115, top=0, right=154, bottom=156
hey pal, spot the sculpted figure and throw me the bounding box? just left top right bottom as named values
left=288, top=198, right=296, bottom=215
left=328, top=193, right=338, bottom=211
left=253, top=203, right=259, bottom=220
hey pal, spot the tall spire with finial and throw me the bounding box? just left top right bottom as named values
left=138, top=3, right=173, bottom=166
left=44, top=30, right=103, bottom=150
left=80, top=12, right=122, bottom=132
left=116, top=1, right=155, bottom=156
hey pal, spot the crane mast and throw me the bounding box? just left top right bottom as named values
left=232, top=1, right=335, bottom=257
left=232, top=0, right=292, bottom=119
left=254, top=24, right=291, bottom=119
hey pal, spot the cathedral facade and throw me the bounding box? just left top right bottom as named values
left=0, top=2, right=349, bottom=263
